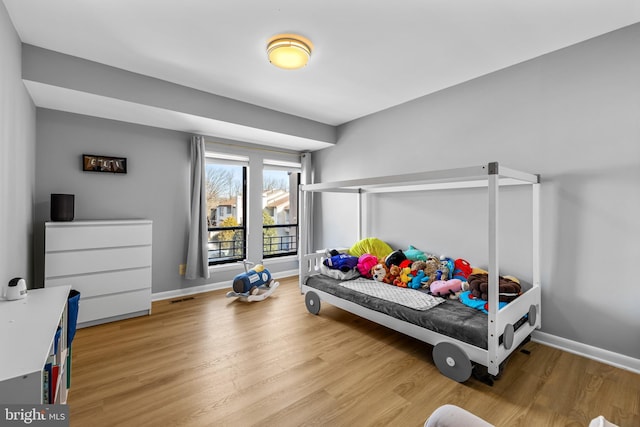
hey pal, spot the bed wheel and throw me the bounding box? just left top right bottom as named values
left=528, top=304, right=537, bottom=326
left=503, top=323, right=515, bottom=350
left=305, top=291, right=321, bottom=315
left=432, top=342, right=472, bottom=383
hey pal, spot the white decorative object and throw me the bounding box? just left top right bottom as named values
left=2, top=277, right=28, bottom=300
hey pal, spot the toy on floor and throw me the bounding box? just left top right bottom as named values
left=226, top=261, right=279, bottom=302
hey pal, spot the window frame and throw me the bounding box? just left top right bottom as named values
left=262, top=165, right=300, bottom=259
left=205, top=156, right=247, bottom=266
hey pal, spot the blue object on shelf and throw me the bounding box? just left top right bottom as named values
left=53, top=327, right=62, bottom=354
left=67, top=289, right=80, bottom=346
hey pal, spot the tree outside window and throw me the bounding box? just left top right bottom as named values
left=205, top=161, right=246, bottom=264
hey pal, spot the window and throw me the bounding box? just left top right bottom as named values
left=263, top=160, right=300, bottom=258
left=202, top=151, right=301, bottom=266
left=205, top=154, right=247, bottom=265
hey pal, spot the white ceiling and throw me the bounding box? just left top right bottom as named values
left=4, top=0, right=640, bottom=148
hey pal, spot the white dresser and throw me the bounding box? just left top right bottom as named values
left=44, top=220, right=152, bottom=327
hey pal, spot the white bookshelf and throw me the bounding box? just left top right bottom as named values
left=0, top=286, right=70, bottom=404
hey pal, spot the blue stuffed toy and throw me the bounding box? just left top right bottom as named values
left=405, top=245, right=427, bottom=261
left=409, top=270, right=426, bottom=289
left=323, top=253, right=359, bottom=272
left=227, top=262, right=280, bottom=302
left=232, top=264, right=273, bottom=294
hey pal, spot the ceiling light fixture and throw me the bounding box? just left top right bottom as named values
left=267, top=34, right=313, bottom=70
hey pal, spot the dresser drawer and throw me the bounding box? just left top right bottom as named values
left=77, top=288, right=152, bottom=324
left=44, top=267, right=151, bottom=298
left=45, top=222, right=152, bottom=251
left=45, top=246, right=152, bottom=278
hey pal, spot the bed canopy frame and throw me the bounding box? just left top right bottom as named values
left=298, top=162, right=541, bottom=380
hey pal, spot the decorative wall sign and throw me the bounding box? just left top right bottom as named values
left=82, top=154, right=127, bottom=174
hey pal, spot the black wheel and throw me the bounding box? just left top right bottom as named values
left=432, top=342, right=472, bottom=382
left=305, top=291, right=321, bottom=315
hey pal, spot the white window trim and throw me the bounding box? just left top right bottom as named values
left=204, top=141, right=303, bottom=265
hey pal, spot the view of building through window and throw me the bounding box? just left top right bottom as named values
left=263, top=169, right=299, bottom=258
left=205, top=156, right=300, bottom=265
left=205, top=162, right=246, bottom=265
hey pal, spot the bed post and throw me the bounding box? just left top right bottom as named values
left=532, top=182, right=540, bottom=287
left=357, top=189, right=363, bottom=241
left=532, top=180, right=541, bottom=327
left=299, top=152, right=313, bottom=290
left=487, top=162, right=500, bottom=376
left=299, top=185, right=307, bottom=290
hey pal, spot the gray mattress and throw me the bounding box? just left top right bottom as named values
left=305, top=274, right=494, bottom=349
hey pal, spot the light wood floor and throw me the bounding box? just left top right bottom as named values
left=68, top=276, right=639, bottom=427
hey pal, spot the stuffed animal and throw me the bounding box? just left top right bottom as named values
left=438, top=257, right=453, bottom=280
left=357, top=254, right=378, bottom=278
left=404, top=245, right=427, bottom=261
left=454, top=280, right=470, bottom=300
left=385, top=249, right=407, bottom=268
left=410, top=260, right=427, bottom=272
left=467, top=273, right=522, bottom=302
left=421, top=255, right=441, bottom=288
left=409, top=260, right=427, bottom=288
left=386, top=265, right=401, bottom=284
left=452, top=258, right=472, bottom=281
left=399, top=259, right=412, bottom=269
left=232, top=264, right=274, bottom=294
left=371, top=263, right=400, bottom=284
left=471, top=266, right=489, bottom=275
left=325, top=248, right=340, bottom=257
left=323, top=253, right=359, bottom=272
left=228, top=263, right=280, bottom=302
left=370, top=263, right=388, bottom=282
left=430, top=278, right=463, bottom=298
left=409, top=270, right=426, bottom=289
left=393, top=267, right=411, bottom=288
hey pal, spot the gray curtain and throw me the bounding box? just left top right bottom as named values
left=185, top=135, right=210, bottom=280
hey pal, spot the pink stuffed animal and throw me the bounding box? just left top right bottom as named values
left=358, top=254, right=378, bottom=279
left=430, top=279, right=463, bottom=298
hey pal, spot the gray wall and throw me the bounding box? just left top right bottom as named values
left=34, top=110, right=299, bottom=294
left=312, top=24, right=640, bottom=360
left=0, top=2, right=36, bottom=288
left=34, top=110, right=191, bottom=293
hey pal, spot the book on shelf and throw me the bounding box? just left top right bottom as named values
left=46, top=354, right=55, bottom=368
left=43, top=363, right=51, bottom=403
left=53, top=326, right=62, bottom=364
left=51, top=365, right=60, bottom=403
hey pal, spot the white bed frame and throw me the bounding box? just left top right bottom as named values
left=298, top=162, right=541, bottom=381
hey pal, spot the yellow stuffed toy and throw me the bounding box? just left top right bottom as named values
left=393, top=266, right=412, bottom=288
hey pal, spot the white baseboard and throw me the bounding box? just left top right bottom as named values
left=272, top=269, right=299, bottom=280
left=151, top=270, right=298, bottom=302
left=152, top=281, right=228, bottom=301
left=532, top=331, right=640, bottom=374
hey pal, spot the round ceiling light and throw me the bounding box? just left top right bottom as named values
left=267, top=34, right=313, bottom=70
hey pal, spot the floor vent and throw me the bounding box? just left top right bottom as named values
left=170, top=296, right=195, bottom=304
